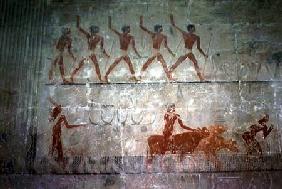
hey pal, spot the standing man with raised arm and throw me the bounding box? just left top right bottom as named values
left=104, top=16, right=141, bottom=83
left=139, top=16, right=175, bottom=81
left=169, top=14, right=208, bottom=81
left=49, top=27, right=76, bottom=84
left=70, top=16, right=110, bottom=83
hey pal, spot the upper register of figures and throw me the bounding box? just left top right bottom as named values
left=47, top=15, right=282, bottom=85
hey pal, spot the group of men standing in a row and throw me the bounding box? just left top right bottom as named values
left=49, top=15, right=208, bottom=84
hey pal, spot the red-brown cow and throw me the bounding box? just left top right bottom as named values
left=147, top=128, right=209, bottom=163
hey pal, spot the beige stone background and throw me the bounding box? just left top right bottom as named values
left=30, top=0, right=282, bottom=173
left=0, top=0, right=282, bottom=179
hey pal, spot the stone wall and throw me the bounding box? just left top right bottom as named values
left=0, top=0, right=282, bottom=188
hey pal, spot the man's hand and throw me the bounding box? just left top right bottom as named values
left=140, top=16, right=143, bottom=26
left=269, top=124, right=274, bottom=131
left=49, top=69, right=53, bottom=80
left=108, top=16, right=112, bottom=28
left=72, top=56, right=77, bottom=61
left=170, top=14, right=175, bottom=26
left=76, top=15, right=80, bottom=28
left=103, top=50, right=110, bottom=59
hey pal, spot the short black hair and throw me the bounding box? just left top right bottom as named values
left=121, top=25, right=130, bottom=33
left=90, top=25, right=99, bottom=34
left=187, top=24, right=195, bottom=32
left=154, top=24, right=163, bottom=32
left=258, top=114, right=269, bottom=124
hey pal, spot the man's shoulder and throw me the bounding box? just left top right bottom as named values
left=194, top=34, right=200, bottom=39
left=160, top=33, right=167, bottom=38
left=95, top=34, right=102, bottom=39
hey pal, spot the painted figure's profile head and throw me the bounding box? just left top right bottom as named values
left=62, top=27, right=71, bottom=36
left=90, top=25, right=100, bottom=34
left=122, top=25, right=130, bottom=34
left=50, top=105, right=62, bottom=121
left=154, top=24, right=163, bottom=33
left=187, top=24, right=195, bottom=33
left=258, top=114, right=269, bottom=124
left=167, top=103, right=176, bottom=113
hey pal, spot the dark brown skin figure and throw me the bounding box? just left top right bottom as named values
left=169, top=14, right=208, bottom=81
left=162, top=104, right=194, bottom=151
left=48, top=97, right=86, bottom=167
left=242, top=114, right=273, bottom=156
left=104, top=16, right=141, bottom=83
left=70, top=16, right=110, bottom=83
left=49, top=28, right=76, bottom=84
left=139, top=16, right=175, bottom=80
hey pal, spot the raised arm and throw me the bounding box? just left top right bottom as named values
left=61, top=115, right=86, bottom=129
left=261, top=123, right=273, bottom=138
left=139, top=16, right=153, bottom=35
left=131, top=37, right=141, bottom=58
left=177, top=115, right=194, bottom=131
left=108, top=16, right=121, bottom=36
left=164, top=36, right=175, bottom=57
left=196, top=36, right=208, bottom=58
left=76, top=15, right=90, bottom=38
left=170, top=14, right=185, bottom=34
left=100, top=37, right=110, bottom=58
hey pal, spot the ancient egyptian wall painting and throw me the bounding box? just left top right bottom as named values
left=34, top=2, right=282, bottom=173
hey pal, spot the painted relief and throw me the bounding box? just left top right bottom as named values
left=147, top=104, right=238, bottom=170
left=48, top=97, right=86, bottom=168
left=37, top=5, right=281, bottom=173
left=47, top=14, right=210, bottom=84
left=194, top=125, right=238, bottom=169
left=139, top=16, right=174, bottom=81
left=104, top=16, right=141, bottom=83
left=169, top=14, right=207, bottom=81
left=41, top=92, right=277, bottom=171
left=71, top=16, right=110, bottom=83
left=48, top=28, right=76, bottom=84
left=242, top=114, right=273, bottom=156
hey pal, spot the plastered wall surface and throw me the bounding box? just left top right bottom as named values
left=0, top=0, right=282, bottom=188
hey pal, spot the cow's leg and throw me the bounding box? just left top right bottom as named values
left=187, top=153, right=196, bottom=171
left=146, top=147, right=154, bottom=172
left=179, top=152, right=185, bottom=162
left=146, top=148, right=153, bottom=164
left=177, top=153, right=185, bottom=172
left=160, top=155, right=164, bottom=171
